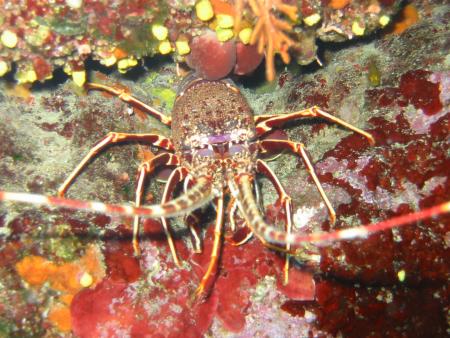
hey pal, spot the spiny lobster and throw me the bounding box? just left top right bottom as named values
left=0, top=76, right=448, bottom=298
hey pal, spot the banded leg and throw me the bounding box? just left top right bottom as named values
left=194, top=192, right=225, bottom=299
left=226, top=178, right=262, bottom=245
left=185, top=213, right=202, bottom=253
left=133, top=153, right=181, bottom=258
left=256, top=159, right=293, bottom=285
left=261, top=139, right=336, bottom=223
left=58, top=132, right=174, bottom=197
left=255, top=106, right=375, bottom=145
left=227, top=177, right=262, bottom=232
left=183, top=175, right=202, bottom=253
left=226, top=197, right=254, bottom=246
left=86, top=83, right=171, bottom=126
left=157, top=166, right=189, bottom=266
left=227, top=197, right=239, bottom=232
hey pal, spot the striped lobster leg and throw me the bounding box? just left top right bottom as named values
left=86, top=82, right=172, bottom=126
left=0, top=176, right=213, bottom=219
left=156, top=166, right=189, bottom=266
left=260, top=139, right=336, bottom=224
left=58, top=132, right=174, bottom=197
left=194, top=192, right=225, bottom=300
left=254, top=106, right=375, bottom=145
left=132, top=153, right=180, bottom=257
left=229, top=174, right=450, bottom=246
left=227, top=197, right=239, bottom=232
left=185, top=213, right=203, bottom=253
left=182, top=176, right=203, bottom=253
left=256, top=159, right=293, bottom=285
left=225, top=197, right=254, bottom=246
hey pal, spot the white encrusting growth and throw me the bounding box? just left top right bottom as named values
left=293, top=205, right=320, bottom=229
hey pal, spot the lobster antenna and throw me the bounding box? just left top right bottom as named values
left=0, top=176, right=213, bottom=219
left=230, top=174, right=450, bottom=246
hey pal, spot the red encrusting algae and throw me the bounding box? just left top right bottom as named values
left=69, top=221, right=316, bottom=336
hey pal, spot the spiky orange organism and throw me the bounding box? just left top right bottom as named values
left=237, top=0, right=298, bottom=81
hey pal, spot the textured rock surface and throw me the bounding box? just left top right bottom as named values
left=0, top=0, right=402, bottom=83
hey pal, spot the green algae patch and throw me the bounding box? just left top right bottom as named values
left=152, top=87, right=176, bottom=109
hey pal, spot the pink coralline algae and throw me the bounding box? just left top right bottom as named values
left=71, top=217, right=314, bottom=337
left=366, top=70, right=448, bottom=135
left=273, top=7, right=449, bottom=330
left=313, top=109, right=449, bottom=283
left=70, top=221, right=316, bottom=336
left=300, top=69, right=449, bottom=335
left=366, top=69, right=443, bottom=115
left=71, top=277, right=218, bottom=338
left=291, top=278, right=447, bottom=337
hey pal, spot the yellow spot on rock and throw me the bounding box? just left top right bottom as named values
left=1, top=30, right=18, bottom=48
left=118, top=57, right=138, bottom=73
left=304, top=13, right=321, bottom=26
left=238, top=27, right=252, bottom=44
left=367, top=60, right=381, bottom=87
left=352, top=21, right=365, bottom=36
left=72, top=70, right=86, bottom=87
left=0, top=60, right=10, bottom=76
left=379, top=15, right=390, bottom=27
left=196, top=0, right=214, bottom=22
left=17, top=69, right=38, bottom=84
left=152, top=24, right=169, bottom=41
left=216, top=27, right=234, bottom=42
left=100, top=54, right=117, bottom=67
left=397, top=269, right=406, bottom=282
left=175, top=40, right=190, bottom=55
left=63, top=63, right=72, bottom=75
left=158, top=40, right=173, bottom=55
left=216, top=14, right=234, bottom=29
left=79, top=271, right=93, bottom=287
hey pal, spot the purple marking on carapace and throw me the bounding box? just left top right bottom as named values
left=208, top=134, right=232, bottom=144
